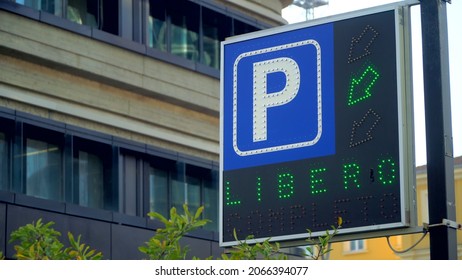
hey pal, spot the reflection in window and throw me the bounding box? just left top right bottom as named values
left=66, top=0, right=98, bottom=28
left=202, top=7, right=231, bottom=69
left=185, top=175, right=201, bottom=212
left=25, top=138, right=62, bottom=200
left=149, top=166, right=169, bottom=217
left=66, top=0, right=119, bottom=35
left=15, top=0, right=64, bottom=16
left=233, top=19, right=259, bottom=36
left=170, top=1, right=199, bottom=62
left=75, top=150, right=104, bottom=209
left=203, top=171, right=218, bottom=231
left=0, top=132, right=8, bottom=191
left=171, top=176, right=184, bottom=211
left=149, top=0, right=167, bottom=51
left=149, top=0, right=200, bottom=63
left=171, top=174, right=200, bottom=214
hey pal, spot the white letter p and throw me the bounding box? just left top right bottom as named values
left=253, top=57, right=300, bottom=142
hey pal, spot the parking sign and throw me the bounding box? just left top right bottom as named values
left=223, top=23, right=335, bottom=171
left=220, top=5, right=416, bottom=247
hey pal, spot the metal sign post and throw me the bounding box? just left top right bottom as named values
left=420, top=0, right=458, bottom=260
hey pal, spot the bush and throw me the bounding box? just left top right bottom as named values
left=139, top=205, right=209, bottom=260
left=140, top=204, right=341, bottom=260
left=9, top=219, right=102, bottom=260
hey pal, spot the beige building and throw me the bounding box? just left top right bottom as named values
left=0, top=0, right=291, bottom=259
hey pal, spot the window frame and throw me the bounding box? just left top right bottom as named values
left=344, top=239, right=367, bottom=254
left=0, top=117, right=14, bottom=192
left=22, top=124, right=65, bottom=201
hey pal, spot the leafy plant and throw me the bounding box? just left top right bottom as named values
left=9, top=218, right=103, bottom=260
left=304, top=217, right=342, bottom=260
left=220, top=229, right=287, bottom=260
left=64, top=232, right=103, bottom=260
left=0, top=251, right=4, bottom=260
left=139, top=204, right=209, bottom=260
left=10, top=219, right=65, bottom=260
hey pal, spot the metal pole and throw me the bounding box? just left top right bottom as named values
left=420, top=0, right=458, bottom=259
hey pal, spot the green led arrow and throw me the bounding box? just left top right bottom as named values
left=348, top=64, right=380, bottom=106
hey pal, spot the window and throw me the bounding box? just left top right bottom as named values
left=13, top=0, right=118, bottom=35
left=149, top=0, right=167, bottom=51
left=202, top=7, right=231, bottom=69
left=149, top=166, right=169, bottom=217
left=0, top=113, right=220, bottom=232
left=233, top=19, right=259, bottom=36
left=66, top=0, right=119, bottom=35
left=171, top=166, right=201, bottom=213
left=344, top=240, right=366, bottom=253
left=23, top=126, right=63, bottom=201
left=0, top=131, right=8, bottom=191
left=149, top=0, right=200, bottom=62
left=66, top=0, right=99, bottom=28
left=169, top=0, right=199, bottom=62
left=203, top=169, right=218, bottom=231
left=73, top=138, right=114, bottom=210
left=14, top=0, right=64, bottom=16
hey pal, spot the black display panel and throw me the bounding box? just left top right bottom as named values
left=221, top=9, right=407, bottom=245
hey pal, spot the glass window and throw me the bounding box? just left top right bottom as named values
left=203, top=171, right=218, bottom=231
left=0, top=132, right=8, bottom=191
left=149, top=166, right=169, bottom=217
left=73, top=138, right=113, bottom=210
left=185, top=174, right=201, bottom=212
left=346, top=240, right=365, bottom=253
left=171, top=174, right=186, bottom=211
left=149, top=0, right=167, bottom=51
left=76, top=150, right=104, bottom=208
left=66, top=0, right=98, bottom=28
left=171, top=167, right=201, bottom=214
left=15, top=0, right=64, bottom=16
left=149, top=0, right=199, bottom=62
left=233, top=19, right=259, bottom=36
left=169, top=1, right=199, bottom=62
left=202, top=7, right=231, bottom=69
left=66, top=0, right=119, bottom=35
left=24, top=127, right=63, bottom=201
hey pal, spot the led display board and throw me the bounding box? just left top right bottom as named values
left=220, top=5, right=415, bottom=246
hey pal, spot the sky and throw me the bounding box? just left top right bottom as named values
left=283, top=0, right=462, bottom=167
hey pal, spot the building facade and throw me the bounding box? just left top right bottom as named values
left=0, top=0, right=291, bottom=259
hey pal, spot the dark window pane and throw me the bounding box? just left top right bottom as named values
left=169, top=0, right=199, bottom=62
left=66, top=0, right=98, bottom=28
left=186, top=174, right=201, bottom=213
left=171, top=173, right=185, bottom=211
left=149, top=0, right=167, bottom=50
left=202, top=7, right=231, bottom=69
left=25, top=138, right=63, bottom=200
left=0, top=132, right=8, bottom=191
left=76, top=150, right=104, bottom=208
left=73, top=139, right=113, bottom=210
left=16, top=0, right=64, bottom=16
left=149, top=166, right=168, bottom=217
left=203, top=172, right=218, bottom=231
left=66, top=0, right=118, bottom=35
left=233, top=19, right=259, bottom=36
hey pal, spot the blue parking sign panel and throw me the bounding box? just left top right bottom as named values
left=223, top=23, right=335, bottom=171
